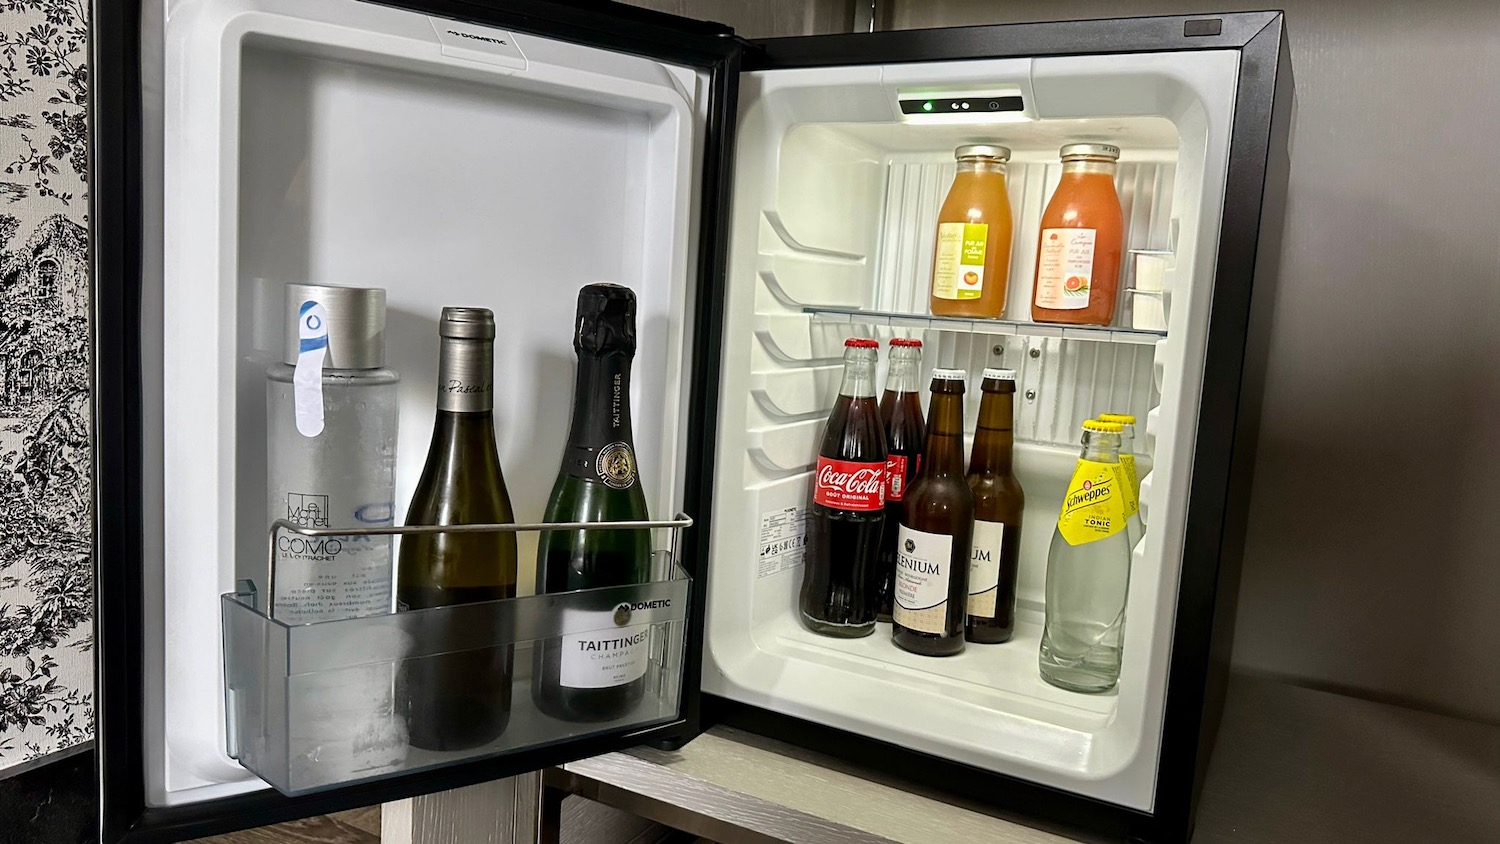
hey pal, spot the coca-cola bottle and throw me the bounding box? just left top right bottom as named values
left=800, top=337, right=887, bottom=638
left=876, top=338, right=926, bottom=623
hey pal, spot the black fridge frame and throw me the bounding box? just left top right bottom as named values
left=705, top=11, right=1291, bottom=844
left=95, top=4, right=1290, bottom=843
left=91, top=0, right=742, bottom=841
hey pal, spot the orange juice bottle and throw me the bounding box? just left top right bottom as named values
left=1031, top=143, right=1124, bottom=327
left=929, top=145, right=1013, bottom=320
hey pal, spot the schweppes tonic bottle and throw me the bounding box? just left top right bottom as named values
left=1039, top=420, right=1130, bottom=693
left=1098, top=413, right=1144, bottom=552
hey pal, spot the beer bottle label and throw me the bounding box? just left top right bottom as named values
left=813, top=457, right=885, bottom=511
left=893, top=525, right=954, bottom=634
left=1118, top=453, right=1140, bottom=517
left=966, top=520, right=1006, bottom=618
left=559, top=608, right=650, bottom=690
left=1057, top=458, right=1128, bottom=545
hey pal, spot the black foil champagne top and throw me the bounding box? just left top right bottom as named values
left=575, top=283, right=637, bottom=357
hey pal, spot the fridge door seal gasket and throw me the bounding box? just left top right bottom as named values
left=91, top=1, right=743, bottom=841
left=710, top=11, right=1289, bottom=844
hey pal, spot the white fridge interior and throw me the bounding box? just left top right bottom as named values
left=144, top=0, right=705, bottom=806
left=702, top=52, right=1241, bottom=810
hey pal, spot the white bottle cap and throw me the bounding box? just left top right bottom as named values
left=930, top=368, right=967, bottom=381
left=982, top=368, right=1017, bottom=381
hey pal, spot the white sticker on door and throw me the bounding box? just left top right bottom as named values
left=757, top=506, right=809, bottom=579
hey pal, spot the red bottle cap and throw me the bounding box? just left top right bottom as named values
left=890, top=338, right=923, bottom=347
left=844, top=338, right=878, bottom=348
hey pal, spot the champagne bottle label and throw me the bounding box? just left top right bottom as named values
left=559, top=608, right=650, bottom=689
left=1057, top=458, right=1127, bottom=545
left=813, top=457, right=885, bottom=511
left=893, top=525, right=954, bottom=634
left=596, top=441, right=638, bottom=490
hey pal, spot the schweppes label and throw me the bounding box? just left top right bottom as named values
left=1056, top=459, right=1127, bottom=546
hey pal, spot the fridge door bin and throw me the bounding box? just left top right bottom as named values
left=220, top=519, right=692, bottom=797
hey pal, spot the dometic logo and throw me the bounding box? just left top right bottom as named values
left=447, top=29, right=507, bottom=46
left=612, top=599, right=671, bottom=626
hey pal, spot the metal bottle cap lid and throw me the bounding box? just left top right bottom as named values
left=1099, top=412, right=1137, bottom=425
left=575, top=283, right=637, bottom=355
left=982, top=368, right=1017, bottom=381
left=1083, top=419, right=1124, bottom=433
left=955, top=144, right=1011, bottom=162
left=440, top=306, right=496, bottom=340
left=931, top=368, right=967, bottom=380
left=1060, top=142, right=1121, bottom=161
left=284, top=283, right=387, bottom=369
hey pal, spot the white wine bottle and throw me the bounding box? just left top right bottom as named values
left=397, top=307, right=517, bottom=750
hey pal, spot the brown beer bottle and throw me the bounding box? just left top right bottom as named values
left=965, top=368, right=1025, bottom=644
left=892, top=369, right=974, bottom=657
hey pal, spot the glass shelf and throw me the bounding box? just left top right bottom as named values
left=222, top=519, right=692, bottom=796
left=802, top=305, right=1166, bottom=346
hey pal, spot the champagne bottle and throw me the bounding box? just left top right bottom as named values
left=397, top=307, right=517, bottom=750
left=533, top=284, right=652, bottom=723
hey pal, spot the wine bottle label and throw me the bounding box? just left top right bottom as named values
left=596, top=441, right=638, bottom=490
left=813, top=457, right=885, bottom=511
left=1119, top=452, right=1140, bottom=517
left=436, top=336, right=494, bottom=413
left=932, top=222, right=988, bottom=301
left=893, top=525, right=954, bottom=634
left=559, top=608, right=650, bottom=689
left=884, top=454, right=920, bottom=502
left=967, top=520, right=1014, bottom=618
left=1057, top=458, right=1128, bottom=545
left=1034, top=228, right=1096, bottom=310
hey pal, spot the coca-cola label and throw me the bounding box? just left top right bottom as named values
left=813, top=457, right=885, bottom=511
left=885, top=454, right=920, bottom=502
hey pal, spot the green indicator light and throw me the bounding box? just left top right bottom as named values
left=923, top=101, right=934, bottom=112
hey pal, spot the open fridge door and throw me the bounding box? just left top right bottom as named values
left=701, top=12, right=1288, bottom=840
left=92, top=0, right=741, bottom=840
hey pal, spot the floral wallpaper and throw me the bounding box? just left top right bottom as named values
left=0, top=0, right=92, bottom=772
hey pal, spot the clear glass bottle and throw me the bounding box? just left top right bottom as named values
left=1031, top=143, right=1125, bottom=327
left=930, top=145, right=1014, bottom=319
left=266, top=282, right=404, bottom=782
left=1040, top=420, right=1131, bottom=693
left=267, top=283, right=400, bottom=622
left=1099, top=412, right=1144, bottom=546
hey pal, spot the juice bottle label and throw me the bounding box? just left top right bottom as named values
left=1035, top=228, right=1096, bottom=310
left=967, top=520, right=1007, bottom=617
left=813, top=456, right=885, bottom=511
left=932, top=222, right=988, bottom=301
left=893, top=524, right=954, bottom=634
left=1119, top=453, right=1139, bottom=517
left=1057, top=458, right=1127, bottom=545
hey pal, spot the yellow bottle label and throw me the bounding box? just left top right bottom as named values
left=1119, top=453, right=1139, bottom=518
left=932, top=222, right=988, bottom=300
left=1057, top=458, right=1127, bottom=546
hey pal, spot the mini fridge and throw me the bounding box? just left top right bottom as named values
left=92, top=1, right=1291, bottom=841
